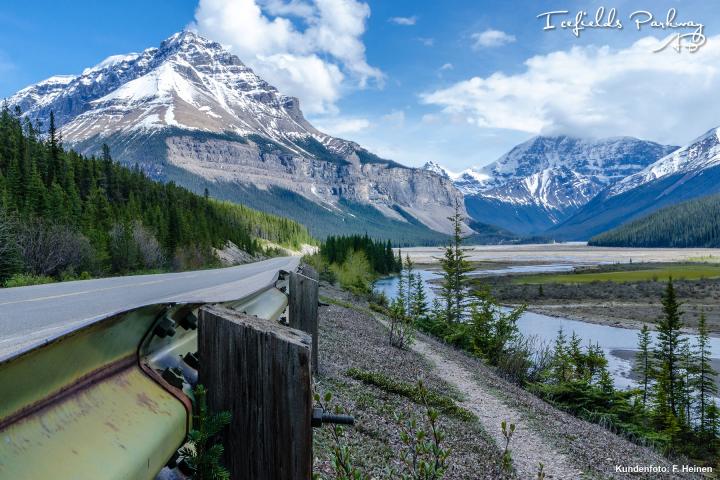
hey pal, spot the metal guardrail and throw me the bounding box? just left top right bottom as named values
left=0, top=268, right=291, bottom=480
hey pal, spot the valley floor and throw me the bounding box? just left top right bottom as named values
left=313, top=284, right=696, bottom=479
left=489, top=264, right=720, bottom=335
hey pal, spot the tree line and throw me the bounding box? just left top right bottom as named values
left=0, top=106, right=314, bottom=284
left=321, top=235, right=401, bottom=275
left=590, top=193, right=720, bottom=247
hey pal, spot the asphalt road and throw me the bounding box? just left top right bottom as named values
left=0, top=256, right=300, bottom=361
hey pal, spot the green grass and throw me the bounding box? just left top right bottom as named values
left=514, top=264, right=720, bottom=285
left=345, top=368, right=476, bottom=422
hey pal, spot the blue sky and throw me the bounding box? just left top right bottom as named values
left=1, top=1, right=719, bottom=170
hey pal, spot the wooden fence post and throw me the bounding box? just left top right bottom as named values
left=289, top=266, right=319, bottom=374
left=198, top=305, right=313, bottom=480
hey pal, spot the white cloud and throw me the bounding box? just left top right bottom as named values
left=471, top=29, right=516, bottom=49
left=314, top=117, right=372, bottom=135
left=389, top=16, right=417, bottom=26
left=440, top=63, right=453, bottom=71
left=421, top=35, right=720, bottom=145
left=193, top=0, right=383, bottom=114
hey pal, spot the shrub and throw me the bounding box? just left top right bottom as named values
left=17, top=220, right=94, bottom=277
left=3, top=273, right=55, bottom=288
left=331, top=250, right=373, bottom=295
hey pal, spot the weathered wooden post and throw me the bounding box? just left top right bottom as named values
left=198, top=305, right=313, bottom=480
left=289, top=266, right=319, bottom=374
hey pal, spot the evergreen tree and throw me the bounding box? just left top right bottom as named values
left=0, top=209, right=21, bottom=282
left=634, top=324, right=653, bottom=409
left=409, top=272, right=428, bottom=322
left=679, top=341, right=696, bottom=426
left=653, top=279, right=686, bottom=442
left=552, top=328, right=570, bottom=383
left=439, top=199, right=472, bottom=324
left=0, top=109, right=314, bottom=280
left=693, top=312, right=718, bottom=434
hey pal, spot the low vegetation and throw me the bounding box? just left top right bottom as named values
left=313, top=283, right=508, bottom=479
left=345, top=368, right=475, bottom=422
left=306, top=234, right=401, bottom=295
left=179, top=385, right=232, bottom=480
left=0, top=107, right=314, bottom=285
left=514, top=264, right=720, bottom=284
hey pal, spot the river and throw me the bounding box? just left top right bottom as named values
left=374, top=264, right=720, bottom=390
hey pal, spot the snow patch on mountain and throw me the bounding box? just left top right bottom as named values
left=610, top=127, right=720, bottom=197
left=7, top=31, right=469, bottom=236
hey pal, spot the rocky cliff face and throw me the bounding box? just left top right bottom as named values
left=165, top=135, right=462, bottom=233
left=9, top=31, right=466, bottom=237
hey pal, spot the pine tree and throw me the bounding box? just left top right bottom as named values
left=409, top=272, right=428, bottom=322
left=693, top=312, right=718, bottom=434
left=552, top=328, right=570, bottom=383
left=653, top=279, right=686, bottom=440
left=179, top=385, right=231, bottom=480
left=439, top=199, right=472, bottom=324
left=0, top=209, right=21, bottom=282
left=679, top=341, right=696, bottom=426
left=634, top=324, right=653, bottom=409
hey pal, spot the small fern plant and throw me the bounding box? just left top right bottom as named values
left=179, top=384, right=232, bottom=480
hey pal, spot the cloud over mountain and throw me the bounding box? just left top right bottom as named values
left=422, top=34, right=720, bottom=146
left=192, top=0, right=383, bottom=115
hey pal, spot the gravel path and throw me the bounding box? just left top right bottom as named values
left=412, top=339, right=583, bottom=479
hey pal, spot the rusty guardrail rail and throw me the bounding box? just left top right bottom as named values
left=0, top=265, right=293, bottom=480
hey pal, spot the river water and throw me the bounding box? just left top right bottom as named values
left=374, top=265, right=720, bottom=390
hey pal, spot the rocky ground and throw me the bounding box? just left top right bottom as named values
left=313, top=283, right=697, bottom=479
left=402, top=244, right=720, bottom=265
left=488, top=274, right=720, bottom=335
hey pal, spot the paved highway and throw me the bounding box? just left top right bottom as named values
left=0, top=256, right=300, bottom=361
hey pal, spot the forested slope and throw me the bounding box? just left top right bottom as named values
left=0, top=107, right=313, bottom=282
left=589, top=193, right=720, bottom=247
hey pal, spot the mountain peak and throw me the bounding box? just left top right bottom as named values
left=422, top=161, right=450, bottom=179
left=9, top=30, right=312, bottom=145
left=609, top=126, right=718, bottom=197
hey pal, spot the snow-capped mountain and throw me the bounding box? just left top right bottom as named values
left=10, top=31, right=345, bottom=153
left=551, top=127, right=720, bottom=240
left=609, top=127, right=720, bottom=197
left=425, top=136, right=675, bottom=234
left=9, top=32, right=467, bottom=240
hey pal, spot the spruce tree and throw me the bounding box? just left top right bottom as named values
left=653, top=279, right=686, bottom=440
left=409, top=272, right=428, bottom=322
left=693, top=312, right=718, bottom=434
left=439, top=199, right=472, bottom=324
left=0, top=209, right=21, bottom=282
left=634, top=324, right=653, bottom=409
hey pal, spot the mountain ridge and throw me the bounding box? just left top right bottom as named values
left=424, top=135, right=676, bottom=235
left=550, top=126, right=720, bottom=240
left=9, top=31, right=467, bottom=241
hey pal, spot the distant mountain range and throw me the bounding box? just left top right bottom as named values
left=8, top=31, right=466, bottom=244
left=424, top=136, right=677, bottom=235
left=549, top=127, right=720, bottom=240
left=9, top=31, right=720, bottom=246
